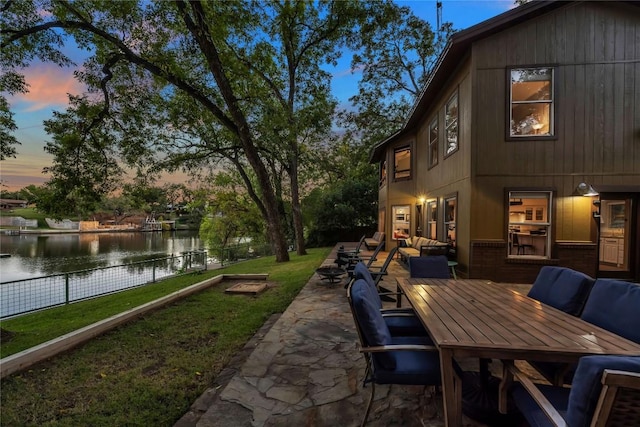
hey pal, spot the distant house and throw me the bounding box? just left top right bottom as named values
left=371, top=1, right=640, bottom=283
left=0, top=199, right=28, bottom=210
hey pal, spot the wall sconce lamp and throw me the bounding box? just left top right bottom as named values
left=575, top=182, right=599, bottom=197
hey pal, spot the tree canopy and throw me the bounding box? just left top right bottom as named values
left=1, top=0, right=446, bottom=258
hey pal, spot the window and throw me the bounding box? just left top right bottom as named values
left=426, top=200, right=437, bottom=240
left=428, top=117, right=438, bottom=168
left=444, top=195, right=456, bottom=248
left=508, top=191, right=552, bottom=258
left=445, top=92, right=458, bottom=156
left=379, top=160, right=387, bottom=187
left=394, top=146, right=411, bottom=180
left=392, top=205, right=411, bottom=240
left=509, top=67, right=554, bottom=137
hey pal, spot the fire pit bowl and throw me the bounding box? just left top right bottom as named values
left=315, top=267, right=346, bottom=285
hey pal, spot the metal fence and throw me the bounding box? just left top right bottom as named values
left=0, top=250, right=208, bottom=319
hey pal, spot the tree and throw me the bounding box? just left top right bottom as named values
left=1, top=0, right=371, bottom=262
left=41, top=95, right=124, bottom=217
left=199, top=172, right=266, bottom=261
left=340, top=2, right=454, bottom=147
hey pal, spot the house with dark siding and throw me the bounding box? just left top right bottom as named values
left=370, top=0, right=640, bottom=283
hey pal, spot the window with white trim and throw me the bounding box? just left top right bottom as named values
left=508, top=191, right=552, bottom=258
left=509, top=67, right=554, bottom=137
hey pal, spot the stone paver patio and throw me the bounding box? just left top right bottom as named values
left=176, top=244, right=535, bottom=427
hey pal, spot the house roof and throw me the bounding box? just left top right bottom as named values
left=369, top=0, right=573, bottom=163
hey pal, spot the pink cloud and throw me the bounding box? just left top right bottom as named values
left=10, top=64, right=86, bottom=112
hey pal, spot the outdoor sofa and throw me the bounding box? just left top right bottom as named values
left=397, top=236, right=449, bottom=262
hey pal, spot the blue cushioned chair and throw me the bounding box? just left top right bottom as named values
left=527, top=266, right=595, bottom=316
left=527, top=267, right=596, bottom=384
left=532, top=278, right=639, bottom=386
left=347, top=278, right=444, bottom=426
left=581, top=279, right=640, bottom=343
left=509, top=355, right=640, bottom=427
left=408, top=255, right=450, bottom=279
left=352, top=262, right=427, bottom=337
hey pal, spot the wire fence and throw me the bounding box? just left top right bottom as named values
left=0, top=250, right=208, bottom=319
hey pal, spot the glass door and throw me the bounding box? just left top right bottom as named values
left=598, top=195, right=637, bottom=280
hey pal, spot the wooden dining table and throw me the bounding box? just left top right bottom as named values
left=396, top=277, right=640, bottom=426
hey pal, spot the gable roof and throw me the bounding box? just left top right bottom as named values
left=369, top=0, right=583, bottom=163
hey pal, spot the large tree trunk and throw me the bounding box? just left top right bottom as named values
left=183, top=1, right=290, bottom=261
left=289, top=155, right=307, bottom=256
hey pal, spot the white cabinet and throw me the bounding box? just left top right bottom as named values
left=600, top=237, right=625, bottom=266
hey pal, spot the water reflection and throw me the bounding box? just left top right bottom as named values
left=0, top=230, right=203, bottom=283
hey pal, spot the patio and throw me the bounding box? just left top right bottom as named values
left=176, top=243, right=535, bottom=427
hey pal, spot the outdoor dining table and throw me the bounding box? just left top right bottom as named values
left=396, top=277, right=640, bottom=427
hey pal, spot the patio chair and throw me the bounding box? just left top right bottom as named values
left=508, top=355, right=640, bottom=427
left=532, top=278, right=640, bottom=386
left=526, top=266, right=595, bottom=316
left=336, top=235, right=366, bottom=267
left=346, top=240, right=385, bottom=278
left=408, top=255, right=451, bottom=279
left=347, top=278, right=444, bottom=426
left=351, top=261, right=426, bottom=337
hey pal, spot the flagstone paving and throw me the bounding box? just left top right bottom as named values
left=175, top=244, right=534, bottom=427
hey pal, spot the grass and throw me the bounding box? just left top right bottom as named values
left=0, top=247, right=332, bottom=426
left=0, top=207, right=51, bottom=228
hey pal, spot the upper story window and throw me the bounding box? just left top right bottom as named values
left=508, top=190, right=552, bottom=258
left=379, top=160, right=387, bottom=187
left=394, top=146, right=411, bottom=180
left=445, top=91, right=459, bottom=157
left=428, top=117, right=438, bottom=168
left=509, top=67, right=554, bottom=138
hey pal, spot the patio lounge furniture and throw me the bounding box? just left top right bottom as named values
left=364, top=231, right=385, bottom=250
left=336, top=235, right=366, bottom=267
left=397, top=236, right=449, bottom=263
left=346, top=240, right=385, bottom=278
left=508, top=355, right=640, bottom=427
left=408, top=255, right=451, bottom=279
left=347, top=278, right=444, bottom=426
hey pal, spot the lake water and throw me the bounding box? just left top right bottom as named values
left=0, top=230, right=205, bottom=283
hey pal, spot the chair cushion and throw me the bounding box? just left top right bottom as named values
left=353, top=262, right=382, bottom=309
left=409, top=255, right=450, bottom=279
left=527, top=266, right=595, bottom=316
left=350, top=279, right=395, bottom=369
left=372, top=347, right=441, bottom=385
left=384, top=314, right=430, bottom=338
left=512, top=383, right=570, bottom=427
left=580, top=279, right=640, bottom=343
left=566, top=355, right=640, bottom=427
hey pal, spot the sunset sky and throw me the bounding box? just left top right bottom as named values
left=1, top=1, right=514, bottom=192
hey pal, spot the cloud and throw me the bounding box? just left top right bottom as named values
left=9, top=64, right=86, bottom=112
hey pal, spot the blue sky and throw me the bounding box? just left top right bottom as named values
left=1, top=0, right=515, bottom=192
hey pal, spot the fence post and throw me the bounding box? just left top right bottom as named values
left=152, top=260, right=156, bottom=283
left=65, top=273, right=70, bottom=305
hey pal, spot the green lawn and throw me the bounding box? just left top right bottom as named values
left=0, top=207, right=51, bottom=228
left=0, top=247, right=331, bottom=426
